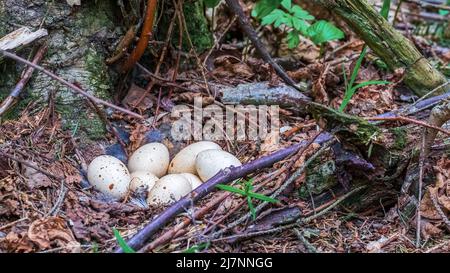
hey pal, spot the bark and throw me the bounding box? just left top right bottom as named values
left=313, top=0, right=448, bottom=97
left=0, top=0, right=122, bottom=139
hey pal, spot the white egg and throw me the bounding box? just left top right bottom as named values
left=129, top=171, right=159, bottom=192
left=179, top=173, right=203, bottom=190
left=195, top=149, right=242, bottom=182
left=87, top=155, right=131, bottom=199
left=147, top=174, right=192, bottom=206
left=128, top=143, right=170, bottom=177
left=168, top=141, right=222, bottom=175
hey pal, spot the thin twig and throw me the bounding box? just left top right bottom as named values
left=365, top=116, right=450, bottom=136
left=0, top=50, right=143, bottom=119
left=416, top=130, right=426, bottom=248
left=0, top=44, right=47, bottom=117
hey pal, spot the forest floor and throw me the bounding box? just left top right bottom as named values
left=0, top=0, right=450, bottom=253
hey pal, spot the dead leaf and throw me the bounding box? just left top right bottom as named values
left=28, top=217, right=80, bottom=252
left=122, top=84, right=156, bottom=112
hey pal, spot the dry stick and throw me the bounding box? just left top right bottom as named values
left=0, top=44, right=47, bottom=117
left=416, top=130, right=426, bottom=248
left=122, top=0, right=158, bottom=72
left=115, top=133, right=331, bottom=252
left=0, top=50, right=143, bottom=119
left=224, top=0, right=301, bottom=91
left=364, top=116, right=450, bottom=136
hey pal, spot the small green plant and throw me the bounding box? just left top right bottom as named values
left=439, top=0, right=450, bottom=16
left=339, top=47, right=390, bottom=111
left=113, top=228, right=136, bottom=253
left=182, top=242, right=211, bottom=253
left=339, top=0, right=392, bottom=112
left=253, top=0, right=344, bottom=48
left=216, top=179, right=279, bottom=220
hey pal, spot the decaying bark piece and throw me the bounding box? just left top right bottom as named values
left=313, top=0, right=448, bottom=97
left=0, top=27, right=47, bottom=51
left=221, top=82, right=310, bottom=110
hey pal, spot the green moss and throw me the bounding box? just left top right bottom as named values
left=299, top=160, right=337, bottom=199
left=183, top=2, right=213, bottom=52
left=391, top=127, right=407, bottom=150
left=59, top=103, right=106, bottom=140
left=307, top=102, right=380, bottom=146
left=85, top=48, right=112, bottom=100
left=158, top=1, right=213, bottom=53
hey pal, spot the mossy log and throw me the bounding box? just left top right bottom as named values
left=313, top=0, right=448, bottom=97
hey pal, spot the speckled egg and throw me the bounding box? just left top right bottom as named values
left=87, top=155, right=131, bottom=199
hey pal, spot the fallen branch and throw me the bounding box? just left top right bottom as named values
left=0, top=44, right=47, bottom=117
left=115, top=133, right=332, bottom=252
left=0, top=50, right=143, bottom=120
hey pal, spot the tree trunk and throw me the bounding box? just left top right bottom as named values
left=0, top=0, right=122, bottom=140
left=313, top=0, right=448, bottom=97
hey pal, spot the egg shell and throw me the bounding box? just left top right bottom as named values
left=147, top=174, right=192, bottom=206
left=87, top=155, right=131, bottom=199
left=129, top=171, right=159, bottom=192
left=195, top=149, right=242, bottom=182
left=128, top=143, right=170, bottom=177
left=168, top=141, right=222, bottom=175
left=179, top=173, right=203, bottom=190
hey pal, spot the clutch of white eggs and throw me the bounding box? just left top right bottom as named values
left=87, top=141, right=242, bottom=206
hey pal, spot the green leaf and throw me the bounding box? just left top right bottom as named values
left=307, top=20, right=344, bottom=45
left=247, top=192, right=279, bottom=203
left=339, top=80, right=390, bottom=111
left=350, top=80, right=390, bottom=92
left=216, top=184, right=246, bottom=195
left=204, top=0, right=221, bottom=8
left=291, top=5, right=314, bottom=21
left=281, top=0, right=292, bottom=10
left=439, top=9, right=450, bottom=16
left=348, top=46, right=368, bottom=92
left=113, top=228, right=135, bottom=253
left=247, top=196, right=257, bottom=220
left=261, top=9, right=285, bottom=26
left=287, top=31, right=300, bottom=48
left=380, top=0, right=391, bottom=20
left=252, top=0, right=282, bottom=19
